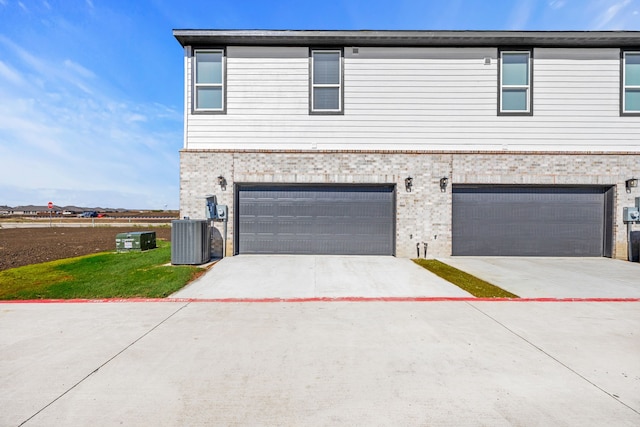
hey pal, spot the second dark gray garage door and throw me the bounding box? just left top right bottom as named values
left=236, top=185, right=395, bottom=255
left=452, top=185, right=614, bottom=257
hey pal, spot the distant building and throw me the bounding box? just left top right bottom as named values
left=174, top=30, right=640, bottom=258
left=11, top=206, right=46, bottom=215
left=62, top=206, right=84, bottom=215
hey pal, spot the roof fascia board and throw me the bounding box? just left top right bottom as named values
left=173, top=29, right=640, bottom=48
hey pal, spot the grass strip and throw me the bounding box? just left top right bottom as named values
left=413, top=259, right=519, bottom=298
left=0, top=240, right=204, bottom=300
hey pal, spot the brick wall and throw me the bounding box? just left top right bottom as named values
left=181, top=150, right=640, bottom=259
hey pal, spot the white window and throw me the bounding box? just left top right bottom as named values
left=311, top=50, right=342, bottom=113
left=499, top=50, right=532, bottom=114
left=194, top=49, right=224, bottom=112
left=623, top=51, right=640, bottom=114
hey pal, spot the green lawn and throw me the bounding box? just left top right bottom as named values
left=413, top=259, right=519, bottom=298
left=0, top=241, right=203, bottom=300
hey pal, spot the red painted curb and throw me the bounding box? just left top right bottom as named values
left=1, top=297, right=639, bottom=304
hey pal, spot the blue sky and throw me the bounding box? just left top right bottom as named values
left=0, top=0, right=639, bottom=209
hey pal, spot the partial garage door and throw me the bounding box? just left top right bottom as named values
left=236, top=185, right=395, bottom=255
left=452, top=185, right=614, bottom=257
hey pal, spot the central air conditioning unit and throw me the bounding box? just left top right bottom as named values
left=171, top=219, right=211, bottom=265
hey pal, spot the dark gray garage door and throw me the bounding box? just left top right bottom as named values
left=236, top=185, right=395, bottom=255
left=452, top=185, right=614, bottom=257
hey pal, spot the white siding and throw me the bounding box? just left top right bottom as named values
left=184, top=46, right=640, bottom=152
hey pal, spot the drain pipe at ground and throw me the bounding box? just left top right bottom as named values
left=628, top=222, right=634, bottom=262
left=223, top=220, right=227, bottom=258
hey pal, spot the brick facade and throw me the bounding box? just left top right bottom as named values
left=180, top=150, right=640, bottom=259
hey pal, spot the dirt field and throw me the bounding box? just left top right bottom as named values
left=0, top=227, right=171, bottom=272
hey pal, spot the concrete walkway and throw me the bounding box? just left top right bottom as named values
left=172, top=255, right=472, bottom=299
left=440, top=257, right=640, bottom=299
left=1, top=300, right=639, bottom=426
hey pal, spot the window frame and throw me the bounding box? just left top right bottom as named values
left=621, top=50, right=640, bottom=116
left=192, top=48, right=226, bottom=114
left=309, top=48, right=344, bottom=115
left=498, top=49, right=533, bottom=116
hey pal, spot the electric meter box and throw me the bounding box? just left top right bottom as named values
left=116, top=231, right=157, bottom=252
left=623, top=207, right=640, bottom=222
left=216, top=205, right=228, bottom=220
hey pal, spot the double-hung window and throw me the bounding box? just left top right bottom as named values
left=194, top=49, right=225, bottom=112
left=499, top=50, right=532, bottom=115
left=622, top=51, right=640, bottom=115
left=310, top=50, right=343, bottom=114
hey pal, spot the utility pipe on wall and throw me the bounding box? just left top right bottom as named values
left=627, top=222, right=633, bottom=261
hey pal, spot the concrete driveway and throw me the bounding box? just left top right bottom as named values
left=172, top=255, right=472, bottom=299
left=440, top=257, right=640, bottom=299
left=174, top=255, right=640, bottom=300
left=1, top=300, right=639, bottom=426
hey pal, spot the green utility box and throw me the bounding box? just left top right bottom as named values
left=115, top=231, right=156, bottom=252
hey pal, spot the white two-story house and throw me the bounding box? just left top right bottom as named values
left=173, top=30, right=640, bottom=259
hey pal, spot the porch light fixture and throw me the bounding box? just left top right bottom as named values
left=626, top=178, right=638, bottom=193
left=439, top=177, right=449, bottom=192
left=217, top=175, right=227, bottom=191
left=404, top=177, right=413, bottom=193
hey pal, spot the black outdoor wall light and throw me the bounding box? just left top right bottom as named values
left=405, top=177, right=413, bottom=192
left=626, top=178, right=638, bottom=193
left=439, top=177, right=449, bottom=192
left=217, top=175, right=227, bottom=191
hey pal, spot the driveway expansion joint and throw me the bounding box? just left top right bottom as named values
left=465, top=301, right=640, bottom=416
left=17, top=302, right=191, bottom=426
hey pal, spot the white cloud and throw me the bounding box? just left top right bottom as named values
left=509, top=0, right=535, bottom=30
left=509, top=0, right=535, bottom=29
left=0, top=60, right=24, bottom=85
left=549, top=0, right=566, bottom=9
left=0, top=0, right=8, bottom=7
left=0, top=33, right=182, bottom=209
left=593, top=0, right=634, bottom=29
left=63, top=59, right=95, bottom=79
left=0, top=37, right=102, bottom=95
left=126, top=113, right=148, bottom=123
left=18, top=1, right=27, bottom=12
